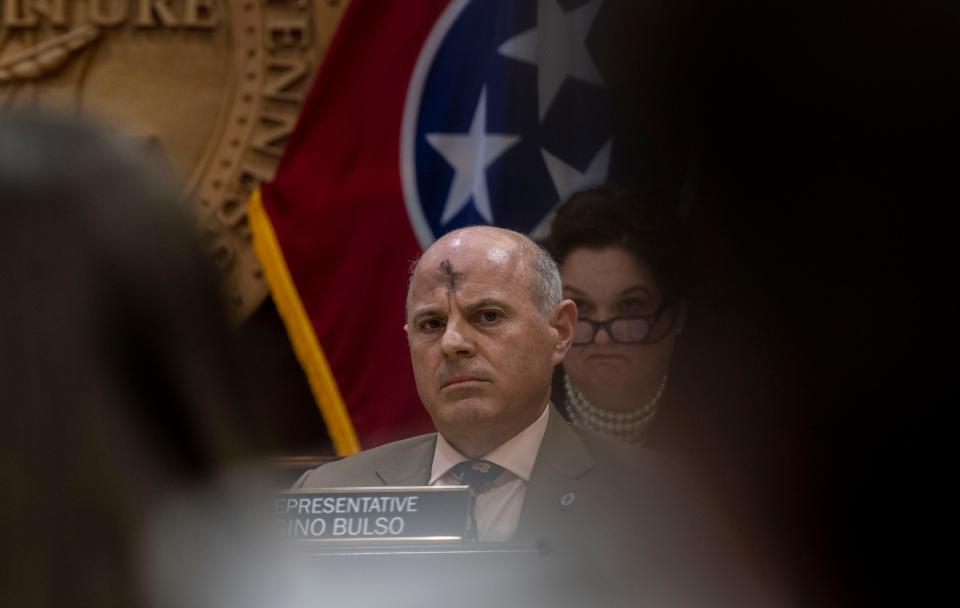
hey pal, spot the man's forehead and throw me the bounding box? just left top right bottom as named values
left=411, top=232, right=527, bottom=297
left=414, top=253, right=519, bottom=291
left=430, top=228, right=518, bottom=258
left=419, top=231, right=520, bottom=275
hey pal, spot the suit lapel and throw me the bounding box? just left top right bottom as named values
left=374, top=434, right=437, bottom=486
left=516, top=407, right=595, bottom=541
left=366, top=414, right=595, bottom=535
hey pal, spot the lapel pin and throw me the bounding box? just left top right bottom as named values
left=560, top=491, right=577, bottom=509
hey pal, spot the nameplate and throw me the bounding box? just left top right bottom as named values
left=276, top=487, right=470, bottom=542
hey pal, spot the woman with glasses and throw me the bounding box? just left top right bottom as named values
left=544, top=185, right=688, bottom=444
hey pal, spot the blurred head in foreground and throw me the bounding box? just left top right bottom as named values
left=545, top=185, right=688, bottom=443
left=0, top=112, right=253, bottom=608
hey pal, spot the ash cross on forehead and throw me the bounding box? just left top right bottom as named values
left=438, top=259, right=464, bottom=293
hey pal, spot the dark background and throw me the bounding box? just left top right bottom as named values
left=595, top=1, right=954, bottom=604
left=237, top=1, right=955, bottom=604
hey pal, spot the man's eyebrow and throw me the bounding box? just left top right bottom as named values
left=563, top=285, right=588, bottom=296
left=411, top=306, right=445, bottom=321
left=464, top=297, right=513, bottom=313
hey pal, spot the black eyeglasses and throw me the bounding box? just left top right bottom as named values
left=572, top=306, right=671, bottom=346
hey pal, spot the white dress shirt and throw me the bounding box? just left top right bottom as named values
left=429, top=405, right=550, bottom=542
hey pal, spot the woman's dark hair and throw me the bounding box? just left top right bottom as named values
left=543, top=185, right=688, bottom=303
left=0, top=112, right=254, bottom=608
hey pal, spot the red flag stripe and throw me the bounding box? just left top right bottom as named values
left=252, top=0, right=450, bottom=451
left=248, top=188, right=361, bottom=455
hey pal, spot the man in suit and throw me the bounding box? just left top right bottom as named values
left=296, top=227, right=688, bottom=541
left=295, top=226, right=607, bottom=539
left=294, top=226, right=766, bottom=604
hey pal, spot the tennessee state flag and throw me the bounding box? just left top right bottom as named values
left=249, top=0, right=614, bottom=454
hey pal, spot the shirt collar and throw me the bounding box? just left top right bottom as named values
left=430, top=404, right=551, bottom=484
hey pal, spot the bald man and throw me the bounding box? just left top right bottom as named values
left=293, top=227, right=769, bottom=605
left=297, top=228, right=679, bottom=531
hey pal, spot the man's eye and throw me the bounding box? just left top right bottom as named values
left=419, top=319, right=445, bottom=331
left=477, top=310, right=503, bottom=324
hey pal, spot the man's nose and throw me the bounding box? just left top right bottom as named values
left=440, top=318, right=476, bottom=358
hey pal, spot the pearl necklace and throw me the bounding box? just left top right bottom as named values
left=563, top=372, right=667, bottom=443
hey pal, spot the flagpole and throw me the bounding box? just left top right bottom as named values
left=248, top=188, right=362, bottom=456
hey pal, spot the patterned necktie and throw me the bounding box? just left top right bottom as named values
left=452, top=460, right=505, bottom=541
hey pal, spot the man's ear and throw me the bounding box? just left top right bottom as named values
left=550, top=299, right=578, bottom=365
left=403, top=323, right=410, bottom=336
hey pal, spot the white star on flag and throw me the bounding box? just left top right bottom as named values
left=425, top=88, right=521, bottom=224
left=497, top=0, right=605, bottom=121
left=529, top=139, right=612, bottom=239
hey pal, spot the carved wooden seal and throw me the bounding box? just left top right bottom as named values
left=0, top=0, right=348, bottom=321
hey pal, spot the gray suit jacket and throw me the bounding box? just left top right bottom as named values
left=294, top=407, right=768, bottom=606
left=296, top=406, right=682, bottom=546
